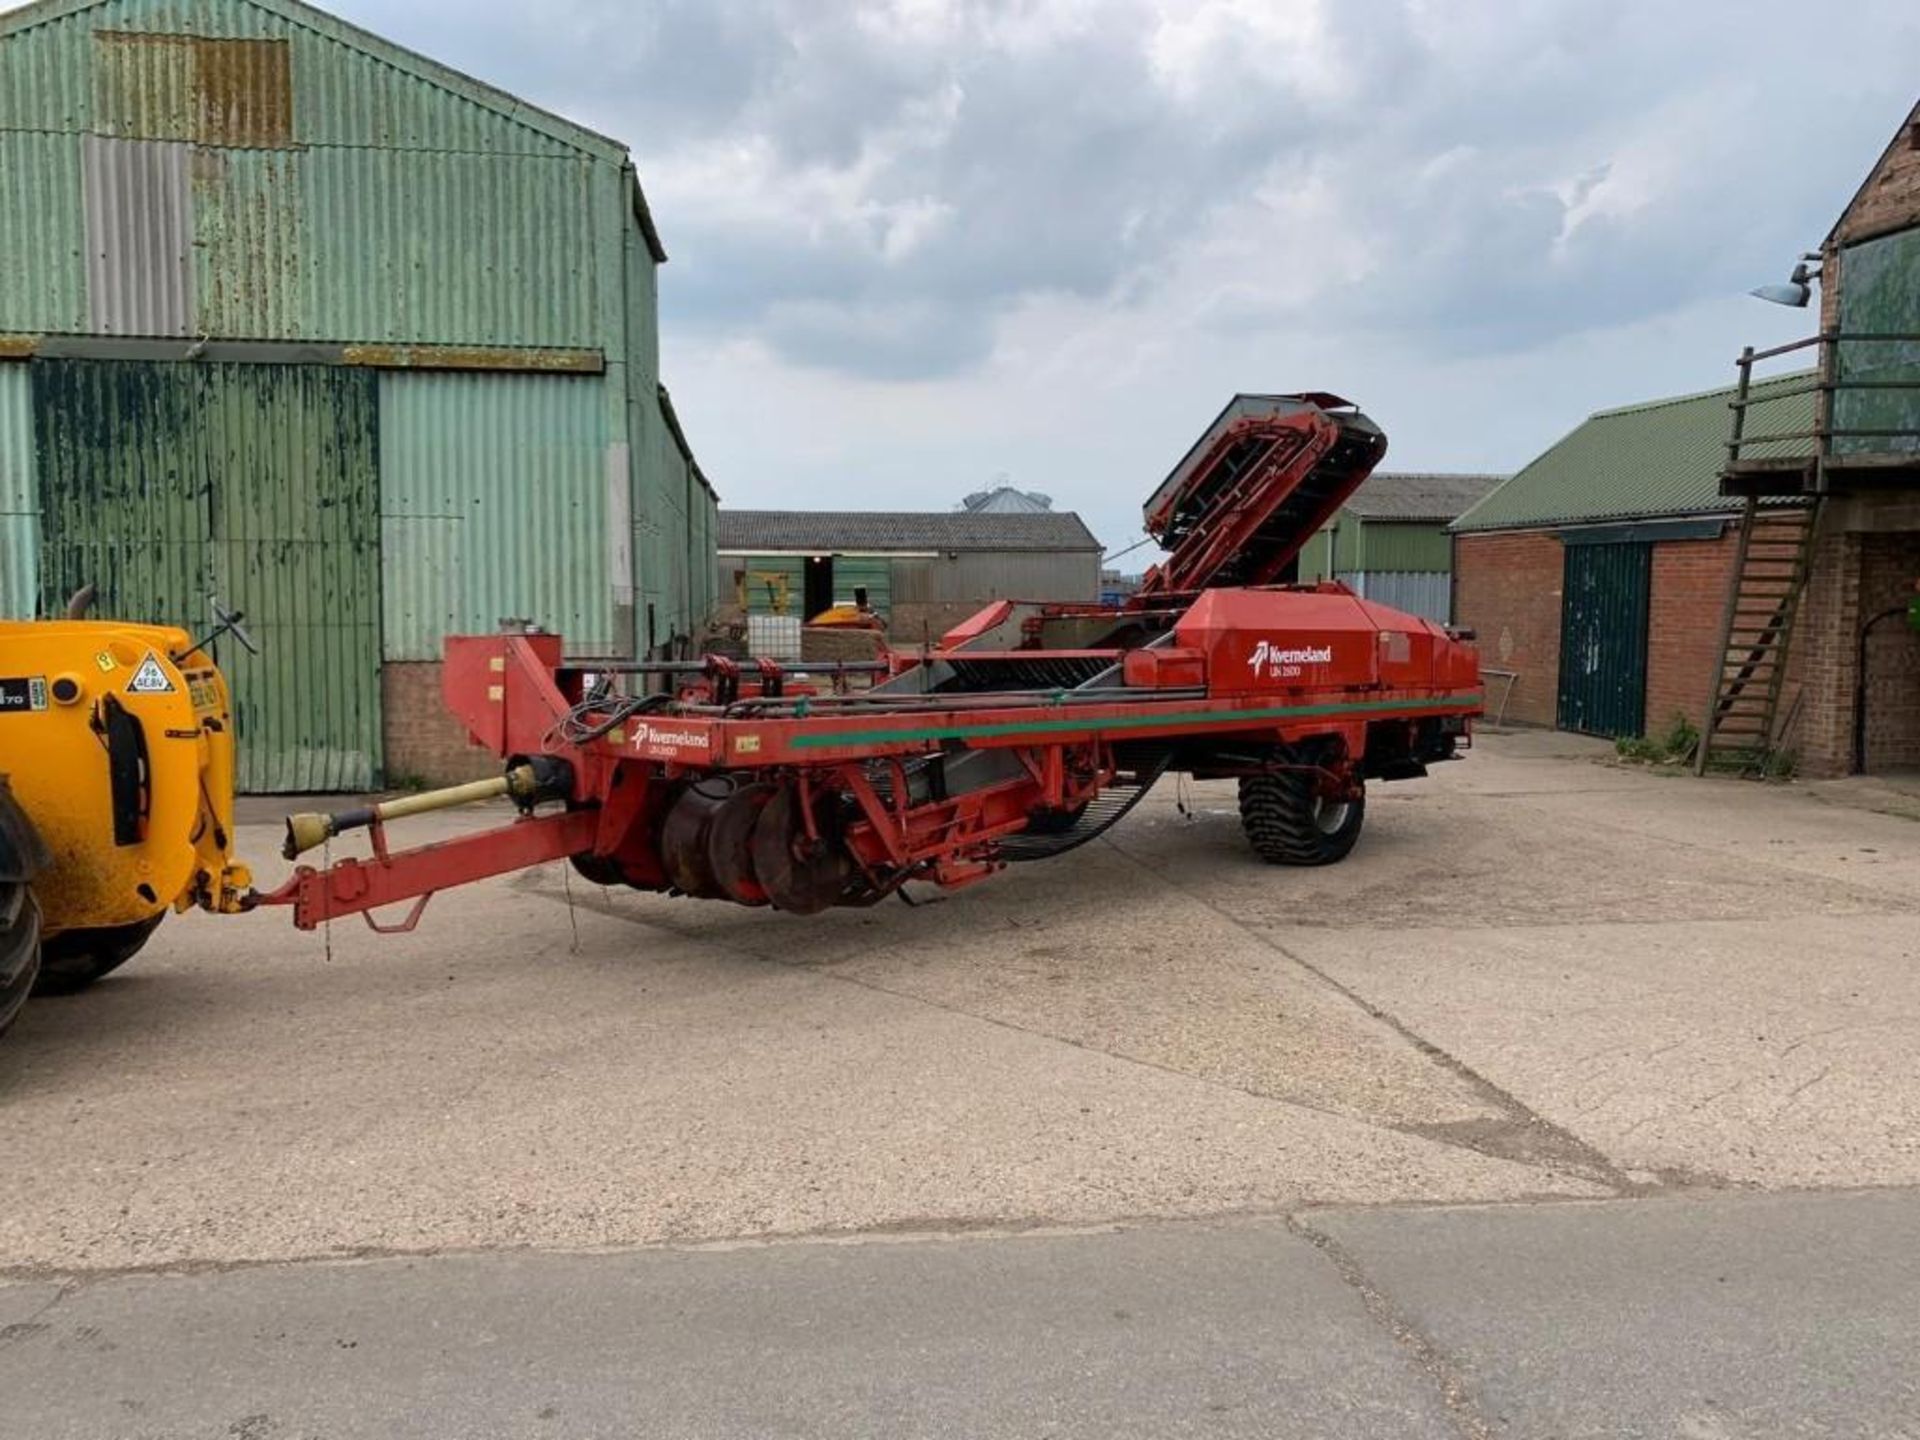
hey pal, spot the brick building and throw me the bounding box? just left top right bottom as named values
left=1454, top=95, right=1920, bottom=775
left=1450, top=377, right=1813, bottom=739
left=1710, top=96, right=1920, bottom=775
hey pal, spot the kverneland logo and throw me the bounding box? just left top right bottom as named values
left=632, top=722, right=711, bottom=751
left=1248, top=639, right=1333, bottom=675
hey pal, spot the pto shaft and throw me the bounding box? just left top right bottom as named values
left=282, top=762, right=558, bottom=860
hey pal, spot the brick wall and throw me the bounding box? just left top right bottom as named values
left=1452, top=530, right=1562, bottom=726
left=1457, top=527, right=1793, bottom=741
left=382, top=662, right=496, bottom=788
left=1833, top=103, right=1920, bottom=246
left=1859, top=532, right=1920, bottom=769
left=1795, top=494, right=1920, bottom=776
left=1645, top=531, right=1737, bottom=733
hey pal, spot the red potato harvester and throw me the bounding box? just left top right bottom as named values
left=254, top=394, right=1483, bottom=929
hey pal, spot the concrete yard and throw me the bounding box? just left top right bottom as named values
left=2, top=730, right=1917, bottom=1435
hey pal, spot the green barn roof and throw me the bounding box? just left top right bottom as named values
left=1451, top=372, right=1815, bottom=533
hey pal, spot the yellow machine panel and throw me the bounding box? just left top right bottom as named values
left=0, top=620, right=252, bottom=948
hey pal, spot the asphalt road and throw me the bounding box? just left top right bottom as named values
left=2, top=1189, right=1915, bottom=1439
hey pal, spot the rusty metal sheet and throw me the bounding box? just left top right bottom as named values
left=92, top=31, right=293, bottom=148
left=342, top=343, right=604, bottom=374
left=82, top=135, right=193, bottom=336
left=191, top=145, right=303, bottom=338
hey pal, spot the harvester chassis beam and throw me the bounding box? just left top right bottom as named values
left=251, top=809, right=598, bottom=931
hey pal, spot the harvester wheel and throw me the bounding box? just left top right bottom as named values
left=1237, top=758, right=1365, bottom=866
left=33, top=914, right=164, bottom=997
left=1023, top=801, right=1089, bottom=836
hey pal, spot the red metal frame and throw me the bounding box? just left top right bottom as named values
left=257, top=809, right=600, bottom=930
left=248, top=394, right=1481, bottom=928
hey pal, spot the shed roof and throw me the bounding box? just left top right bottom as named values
left=718, top=510, right=1102, bottom=554
left=1342, top=471, right=1506, bottom=523
left=1450, top=372, right=1816, bottom=533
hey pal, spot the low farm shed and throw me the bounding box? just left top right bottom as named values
left=715, top=510, right=1103, bottom=648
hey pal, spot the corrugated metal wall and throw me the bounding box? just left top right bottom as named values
left=33, top=358, right=382, bottom=791
left=833, top=556, right=892, bottom=613
left=0, top=4, right=617, bottom=345
left=0, top=0, right=719, bottom=787
left=935, top=550, right=1100, bottom=602
left=0, top=132, right=87, bottom=332
left=1338, top=571, right=1452, bottom=623
left=637, top=387, right=715, bottom=647
left=0, top=366, right=34, bottom=616
left=83, top=135, right=193, bottom=334
left=1353, top=521, right=1453, bottom=573
left=1301, top=514, right=1455, bottom=608
left=293, top=148, right=603, bottom=346
left=379, top=371, right=611, bottom=658
left=1295, top=529, right=1333, bottom=581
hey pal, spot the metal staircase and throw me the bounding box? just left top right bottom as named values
left=1694, top=499, right=1820, bottom=774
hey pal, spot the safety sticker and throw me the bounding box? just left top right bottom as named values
left=183, top=670, right=221, bottom=714
left=0, top=676, right=48, bottom=713
left=95, top=651, right=116, bottom=672
left=127, top=651, right=176, bottom=695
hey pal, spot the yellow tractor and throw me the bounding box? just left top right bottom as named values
left=0, top=602, right=255, bottom=1038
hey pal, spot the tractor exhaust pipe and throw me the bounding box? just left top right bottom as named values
left=281, top=760, right=567, bottom=860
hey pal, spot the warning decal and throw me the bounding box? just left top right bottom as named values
left=127, top=651, right=176, bottom=695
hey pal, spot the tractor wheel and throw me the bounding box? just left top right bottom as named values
left=0, top=890, right=40, bottom=1039
left=33, top=913, right=164, bottom=997
left=1, top=778, right=50, bottom=1038
left=1237, top=759, right=1365, bottom=866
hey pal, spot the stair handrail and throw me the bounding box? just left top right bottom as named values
left=1725, top=331, right=1920, bottom=472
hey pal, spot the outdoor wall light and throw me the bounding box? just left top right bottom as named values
left=1750, top=255, right=1823, bottom=308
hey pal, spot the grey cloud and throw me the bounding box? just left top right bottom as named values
left=334, top=0, right=1918, bottom=383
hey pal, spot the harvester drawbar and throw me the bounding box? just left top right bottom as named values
left=253, top=394, right=1482, bottom=929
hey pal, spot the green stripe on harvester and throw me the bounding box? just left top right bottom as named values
left=788, top=693, right=1485, bottom=749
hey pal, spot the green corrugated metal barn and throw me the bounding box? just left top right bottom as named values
left=1293, top=471, right=1505, bottom=622
left=0, top=0, right=717, bottom=790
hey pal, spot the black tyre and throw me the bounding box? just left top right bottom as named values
left=0, top=777, right=50, bottom=1039
left=1237, top=761, right=1365, bottom=866
left=0, top=889, right=40, bottom=1039
left=1023, top=801, right=1089, bottom=837
left=33, top=913, right=164, bottom=997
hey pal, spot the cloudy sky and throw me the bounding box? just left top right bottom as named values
left=126, top=2, right=1920, bottom=548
